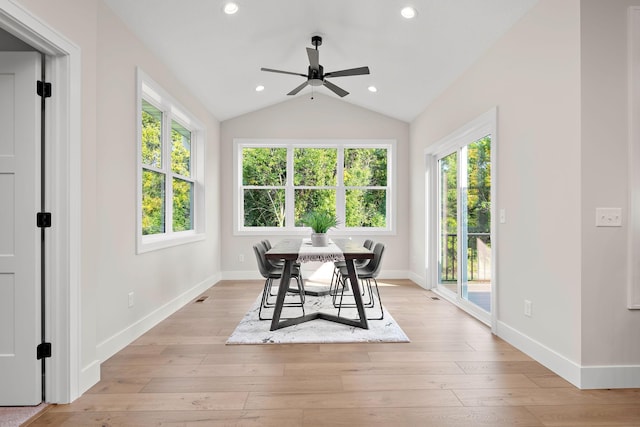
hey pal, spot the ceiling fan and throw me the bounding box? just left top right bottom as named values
left=261, top=35, right=370, bottom=98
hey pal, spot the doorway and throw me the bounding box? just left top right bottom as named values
left=426, top=108, right=497, bottom=328
left=0, top=0, right=82, bottom=404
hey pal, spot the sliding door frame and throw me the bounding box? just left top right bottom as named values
left=425, top=107, right=498, bottom=332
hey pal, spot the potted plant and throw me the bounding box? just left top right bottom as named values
left=301, top=211, right=339, bottom=247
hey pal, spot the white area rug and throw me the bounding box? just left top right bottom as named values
left=227, top=288, right=410, bottom=345
left=0, top=403, right=48, bottom=427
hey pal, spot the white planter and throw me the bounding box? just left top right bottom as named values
left=311, top=233, right=328, bottom=247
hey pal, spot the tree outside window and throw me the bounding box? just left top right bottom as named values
left=237, top=140, right=393, bottom=232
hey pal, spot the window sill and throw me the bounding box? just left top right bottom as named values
left=137, top=231, right=205, bottom=254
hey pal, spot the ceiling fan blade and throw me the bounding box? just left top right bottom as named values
left=306, top=48, right=320, bottom=70
left=323, top=80, right=349, bottom=97
left=287, top=81, right=309, bottom=96
left=261, top=67, right=306, bottom=77
left=325, top=66, right=370, bottom=78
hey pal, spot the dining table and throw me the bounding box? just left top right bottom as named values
left=265, top=238, right=374, bottom=331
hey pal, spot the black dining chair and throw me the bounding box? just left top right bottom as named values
left=329, top=239, right=374, bottom=297
left=253, top=243, right=305, bottom=320
left=260, top=239, right=304, bottom=300
left=335, top=242, right=385, bottom=320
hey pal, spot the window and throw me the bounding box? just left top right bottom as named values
left=137, top=69, right=205, bottom=253
left=235, top=139, right=395, bottom=234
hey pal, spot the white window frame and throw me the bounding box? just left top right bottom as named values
left=136, top=68, right=205, bottom=253
left=234, top=138, right=396, bottom=236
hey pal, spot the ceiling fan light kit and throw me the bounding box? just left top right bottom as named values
left=261, top=36, right=370, bottom=98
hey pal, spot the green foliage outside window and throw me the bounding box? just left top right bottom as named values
left=441, top=136, right=491, bottom=236
left=344, top=148, right=387, bottom=227
left=171, top=121, right=193, bottom=232
left=241, top=144, right=389, bottom=228
left=141, top=100, right=195, bottom=235
left=242, top=148, right=287, bottom=227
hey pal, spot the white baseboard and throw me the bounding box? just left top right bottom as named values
left=408, top=271, right=426, bottom=288
left=95, top=274, right=220, bottom=364
left=378, top=270, right=409, bottom=280
left=496, top=320, right=582, bottom=387
left=79, top=359, right=100, bottom=395
left=581, top=365, right=640, bottom=389
left=496, top=320, right=640, bottom=389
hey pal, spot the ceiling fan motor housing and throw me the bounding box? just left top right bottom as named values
left=308, top=65, right=324, bottom=86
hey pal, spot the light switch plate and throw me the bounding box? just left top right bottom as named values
left=595, top=208, right=622, bottom=227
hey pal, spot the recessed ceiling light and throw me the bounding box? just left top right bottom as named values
left=255, top=85, right=265, bottom=92
left=223, top=2, right=239, bottom=14
left=400, top=6, right=417, bottom=19
left=368, top=86, right=378, bottom=93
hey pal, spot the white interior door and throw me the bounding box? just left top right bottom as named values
left=0, top=51, right=42, bottom=405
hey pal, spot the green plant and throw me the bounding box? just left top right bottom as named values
left=301, top=211, right=339, bottom=233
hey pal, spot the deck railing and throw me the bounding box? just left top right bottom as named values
left=440, top=233, right=491, bottom=282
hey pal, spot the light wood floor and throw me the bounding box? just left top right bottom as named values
left=29, top=279, right=640, bottom=426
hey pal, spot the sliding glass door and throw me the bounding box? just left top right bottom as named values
left=436, top=135, right=492, bottom=322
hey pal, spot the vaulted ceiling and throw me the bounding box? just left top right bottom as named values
left=103, top=0, right=538, bottom=122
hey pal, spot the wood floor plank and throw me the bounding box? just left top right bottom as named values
left=340, top=373, right=539, bottom=391
left=302, top=406, right=544, bottom=427
left=48, top=392, right=248, bottom=412
left=456, top=360, right=555, bottom=375
left=525, top=404, right=640, bottom=426
left=244, top=389, right=462, bottom=410
left=86, top=377, right=152, bottom=394
left=100, top=363, right=285, bottom=379
left=29, top=409, right=304, bottom=427
left=284, top=361, right=465, bottom=376
left=452, top=388, right=640, bottom=407
left=368, top=350, right=533, bottom=363
left=201, top=351, right=371, bottom=365
left=141, top=375, right=343, bottom=393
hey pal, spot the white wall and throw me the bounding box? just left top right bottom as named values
left=15, top=0, right=222, bottom=393
left=580, top=0, right=640, bottom=369
left=220, top=94, right=410, bottom=279
left=410, top=0, right=584, bottom=374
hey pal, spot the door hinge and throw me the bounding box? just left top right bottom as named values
left=37, top=342, right=51, bottom=360
left=37, top=80, right=52, bottom=98
left=37, top=212, right=52, bottom=228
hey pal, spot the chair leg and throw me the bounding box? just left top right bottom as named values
left=260, top=276, right=306, bottom=321
left=368, top=277, right=384, bottom=320
left=259, top=278, right=272, bottom=320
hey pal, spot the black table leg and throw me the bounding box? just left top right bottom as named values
left=269, top=257, right=369, bottom=331
left=270, top=259, right=292, bottom=331
left=343, top=259, right=369, bottom=329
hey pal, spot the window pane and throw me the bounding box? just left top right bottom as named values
left=171, top=120, right=191, bottom=177
left=142, top=169, right=165, bottom=235
left=439, top=151, right=458, bottom=283
left=345, top=189, right=386, bottom=227
left=344, top=148, right=387, bottom=186
left=294, top=189, right=336, bottom=226
left=244, top=189, right=285, bottom=227
left=173, top=177, right=193, bottom=231
left=141, top=100, right=162, bottom=168
left=294, top=148, right=337, bottom=186
left=242, top=148, right=287, bottom=186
